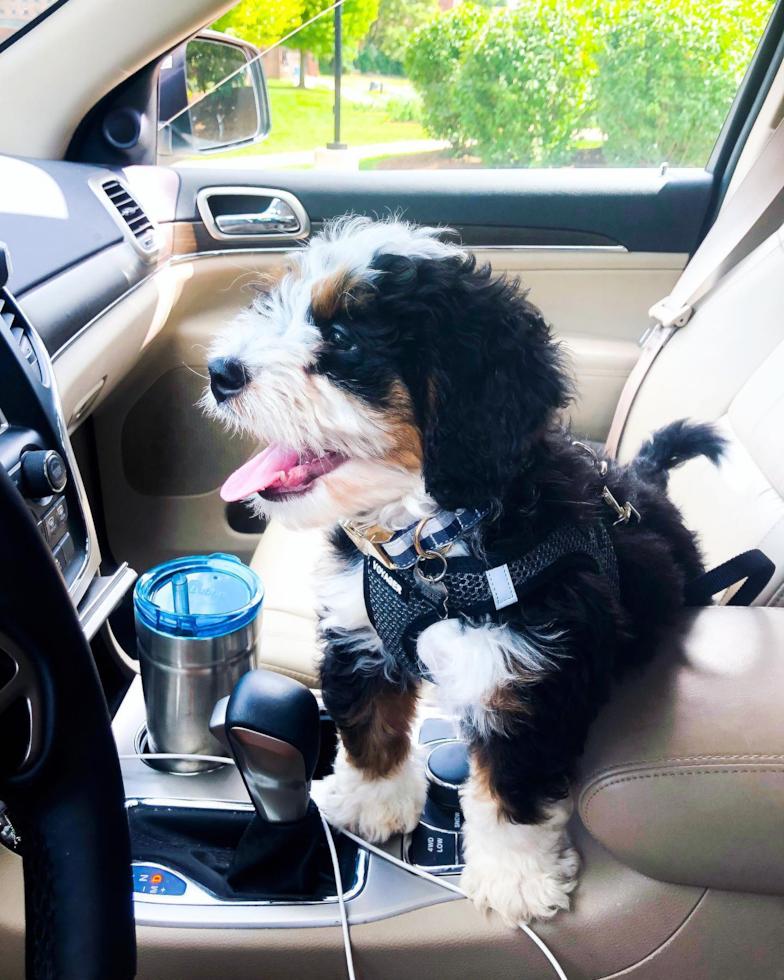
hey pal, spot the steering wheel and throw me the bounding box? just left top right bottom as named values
left=0, top=465, right=136, bottom=979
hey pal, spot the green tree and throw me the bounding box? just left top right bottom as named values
left=288, top=0, right=380, bottom=86
left=405, top=3, right=491, bottom=150
left=594, top=0, right=774, bottom=166
left=213, top=0, right=305, bottom=52
left=405, top=0, right=773, bottom=168
left=364, top=0, right=440, bottom=66
left=458, top=1, right=596, bottom=166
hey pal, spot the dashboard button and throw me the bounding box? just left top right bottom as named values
left=409, top=824, right=457, bottom=867
left=58, top=532, right=74, bottom=564
left=54, top=497, right=68, bottom=524
left=133, top=865, right=187, bottom=896
left=20, top=450, right=67, bottom=498
left=52, top=542, right=67, bottom=574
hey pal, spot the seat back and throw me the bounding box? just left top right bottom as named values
left=618, top=226, right=784, bottom=605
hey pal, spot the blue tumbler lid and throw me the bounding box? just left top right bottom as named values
left=134, top=553, right=264, bottom=639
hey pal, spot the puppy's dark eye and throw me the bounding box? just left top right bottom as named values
left=326, top=324, right=358, bottom=353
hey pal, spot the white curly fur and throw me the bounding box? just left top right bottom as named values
left=319, top=742, right=427, bottom=842
left=203, top=217, right=459, bottom=530
left=460, top=777, right=579, bottom=926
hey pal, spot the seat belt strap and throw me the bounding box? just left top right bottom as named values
left=606, top=115, right=784, bottom=459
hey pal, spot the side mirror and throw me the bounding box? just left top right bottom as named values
left=158, top=29, right=271, bottom=159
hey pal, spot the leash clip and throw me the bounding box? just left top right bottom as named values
left=340, top=519, right=396, bottom=569
left=602, top=486, right=641, bottom=526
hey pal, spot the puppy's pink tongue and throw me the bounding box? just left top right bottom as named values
left=220, top=444, right=300, bottom=502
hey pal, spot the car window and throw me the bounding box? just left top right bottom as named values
left=173, top=0, right=775, bottom=172
left=0, top=0, right=65, bottom=52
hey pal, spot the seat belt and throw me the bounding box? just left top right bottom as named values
left=605, top=114, right=784, bottom=458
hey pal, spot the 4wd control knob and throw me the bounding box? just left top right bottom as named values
left=426, top=740, right=470, bottom=811
left=20, top=449, right=67, bottom=498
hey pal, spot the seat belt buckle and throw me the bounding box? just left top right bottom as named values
left=647, top=299, right=694, bottom=331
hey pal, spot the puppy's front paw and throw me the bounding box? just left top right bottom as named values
left=461, top=842, right=579, bottom=926
left=320, top=747, right=426, bottom=843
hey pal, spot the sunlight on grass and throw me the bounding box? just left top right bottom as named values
left=212, top=79, right=426, bottom=159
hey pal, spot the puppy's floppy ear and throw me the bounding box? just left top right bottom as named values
left=414, top=255, right=572, bottom=509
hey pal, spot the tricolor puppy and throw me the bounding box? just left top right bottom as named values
left=206, top=217, right=723, bottom=925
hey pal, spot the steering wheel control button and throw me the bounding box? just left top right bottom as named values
left=20, top=449, right=67, bottom=498
left=418, top=717, right=458, bottom=744
left=408, top=824, right=458, bottom=867
left=426, top=740, right=470, bottom=810
left=133, top=865, right=187, bottom=897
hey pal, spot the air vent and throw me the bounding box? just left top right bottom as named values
left=101, top=179, right=158, bottom=256
left=0, top=290, right=43, bottom=382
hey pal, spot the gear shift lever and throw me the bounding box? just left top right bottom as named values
left=216, top=669, right=321, bottom=823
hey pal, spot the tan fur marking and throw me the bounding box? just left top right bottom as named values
left=310, top=267, right=364, bottom=321
left=383, top=381, right=423, bottom=472
left=343, top=686, right=419, bottom=779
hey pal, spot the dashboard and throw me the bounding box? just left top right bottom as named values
left=0, top=154, right=172, bottom=614
left=0, top=253, right=97, bottom=604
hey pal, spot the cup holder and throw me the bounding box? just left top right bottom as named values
left=134, top=724, right=230, bottom=775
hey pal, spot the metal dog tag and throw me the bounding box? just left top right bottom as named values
left=413, top=566, right=449, bottom=619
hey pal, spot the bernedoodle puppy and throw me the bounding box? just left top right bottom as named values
left=205, top=217, right=723, bottom=925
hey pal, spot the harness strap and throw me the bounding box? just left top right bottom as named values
left=364, top=521, right=620, bottom=678
left=684, top=549, right=775, bottom=607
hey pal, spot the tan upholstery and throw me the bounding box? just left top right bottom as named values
left=578, top=607, right=784, bottom=894
left=620, top=227, right=784, bottom=605
left=250, top=519, right=328, bottom=687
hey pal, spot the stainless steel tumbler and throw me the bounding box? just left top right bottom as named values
left=133, top=553, right=264, bottom=773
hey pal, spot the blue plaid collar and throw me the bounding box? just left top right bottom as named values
left=341, top=506, right=491, bottom=570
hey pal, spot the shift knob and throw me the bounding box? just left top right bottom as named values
left=224, top=669, right=321, bottom=823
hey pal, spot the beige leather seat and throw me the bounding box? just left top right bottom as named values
left=251, top=519, right=327, bottom=687
left=252, top=224, right=784, bottom=684
left=620, top=225, right=784, bottom=605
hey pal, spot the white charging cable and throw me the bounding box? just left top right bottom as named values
left=336, top=827, right=569, bottom=980
left=119, top=752, right=568, bottom=980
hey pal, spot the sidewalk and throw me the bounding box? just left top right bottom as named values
left=177, top=139, right=449, bottom=171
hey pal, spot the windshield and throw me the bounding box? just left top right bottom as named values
left=0, top=0, right=66, bottom=53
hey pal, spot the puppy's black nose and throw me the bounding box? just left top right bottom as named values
left=208, top=357, right=250, bottom=404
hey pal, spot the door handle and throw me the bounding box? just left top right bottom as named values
left=215, top=198, right=301, bottom=236
left=196, top=187, right=310, bottom=243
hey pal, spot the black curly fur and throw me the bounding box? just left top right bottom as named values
left=317, top=246, right=724, bottom=827
left=634, top=417, right=724, bottom=478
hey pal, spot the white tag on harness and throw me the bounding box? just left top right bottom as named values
left=486, top=564, right=518, bottom=610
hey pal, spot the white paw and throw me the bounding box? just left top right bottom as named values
left=461, top=842, right=579, bottom=926
left=320, top=746, right=426, bottom=842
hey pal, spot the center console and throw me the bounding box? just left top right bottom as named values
left=115, top=677, right=466, bottom=929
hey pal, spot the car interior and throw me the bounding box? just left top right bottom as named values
left=1, top=0, right=784, bottom=978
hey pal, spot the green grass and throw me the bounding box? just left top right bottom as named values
left=212, top=80, right=427, bottom=159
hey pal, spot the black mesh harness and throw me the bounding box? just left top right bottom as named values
left=361, top=520, right=620, bottom=679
